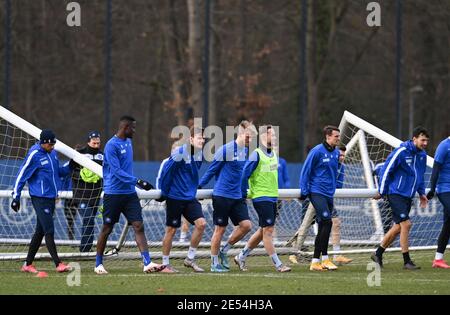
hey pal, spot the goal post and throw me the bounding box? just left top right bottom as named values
left=336, top=110, right=441, bottom=253
left=339, top=110, right=434, bottom=168
left=0, top=106, right=103, bottom=177
left=0, top=107, right=444, bottom=267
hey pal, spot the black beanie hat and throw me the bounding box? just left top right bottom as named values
left=40, top=129, right=57, bottom=144
left=88, top=131, right=101, bottom=140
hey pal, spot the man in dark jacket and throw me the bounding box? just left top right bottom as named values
left=71, top=131, right=104, bottom=252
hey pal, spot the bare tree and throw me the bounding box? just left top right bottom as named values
left=306, top=0, right=349, bottom=145
left=187, top=0, right=203, bottom=118
left=160, top=0, right=190, bottom=126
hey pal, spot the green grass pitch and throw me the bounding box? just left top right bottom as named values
left=1, top=250, right=450, bottom=295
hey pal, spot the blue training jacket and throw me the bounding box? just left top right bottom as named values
left=103, top=135, right=137, bottom=195
left=378, top=140, right=427, bottom=198
left=435, top=137, right=450, bottom=194
left=299, top=143, right=340, bottom=198
left=278, top=157, right=291, bottom=189
left=158, top=144, right=203, bottom=200
left=13, top=143, right=71, bottom=199
left=199, top=141, right=248, bottom=199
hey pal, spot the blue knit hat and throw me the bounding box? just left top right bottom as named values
left=40, top=129, right=57, bottom=144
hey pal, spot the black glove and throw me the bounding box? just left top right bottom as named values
left=198, top=185, right=202, bottom=189
left=11, top=199, right=20, bottom=212
left=137, top=179, right=154, bottom=191
left=299, top=194, right=308, bottom=201
left=155, top=195, right=166, bottom=202
left=426, top=190, right=435, bottom=200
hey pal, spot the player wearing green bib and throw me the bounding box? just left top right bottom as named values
left=235, top=125, right=291, bottom=272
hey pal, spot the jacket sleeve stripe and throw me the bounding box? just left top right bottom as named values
left=13, top=150, right=39, bottom=199
left=379, top=147, right=405, bottom=195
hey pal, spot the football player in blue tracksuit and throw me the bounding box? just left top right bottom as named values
left=427, top=136, right=450, bottom=268
left=372, top=127, right=429, bottom=270
left=199, top=121, right=256, bottom=272
left=299, top=125, right=341, bottom=271
left=288, top=145, right=349, bottom=266
left=12, top=130, right=74, bottom=274
left=94, top=116, right=163, bottom=275
left=157, top=127, right=206, bottom=273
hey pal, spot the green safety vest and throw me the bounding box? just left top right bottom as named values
left=248, top=148, right=279, bottom=199
left=80, top=167, right=101, bottom=184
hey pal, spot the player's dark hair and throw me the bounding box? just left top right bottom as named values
left=338, top=145, right=347, bottom=151
left=412, top=126, right=429, bottom=138
left=323, top=125, right=340, bottom=138
left=120, top=115, right=136, bottom=123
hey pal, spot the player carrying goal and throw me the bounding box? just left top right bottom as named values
left=157, top=127, right=207, bottom=273
left=236, top=125, right=291, bottom=272
left=289, top=144, right=352, bottom=266
left=299, top=126, right=341, bottom=272
left=12, top=129, right=74, bottom=274
left=372, top=127, right=429, bottom=270
left=198, top=120, right=256, bottom=272
left=94, top=116, right=163, bottom=275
